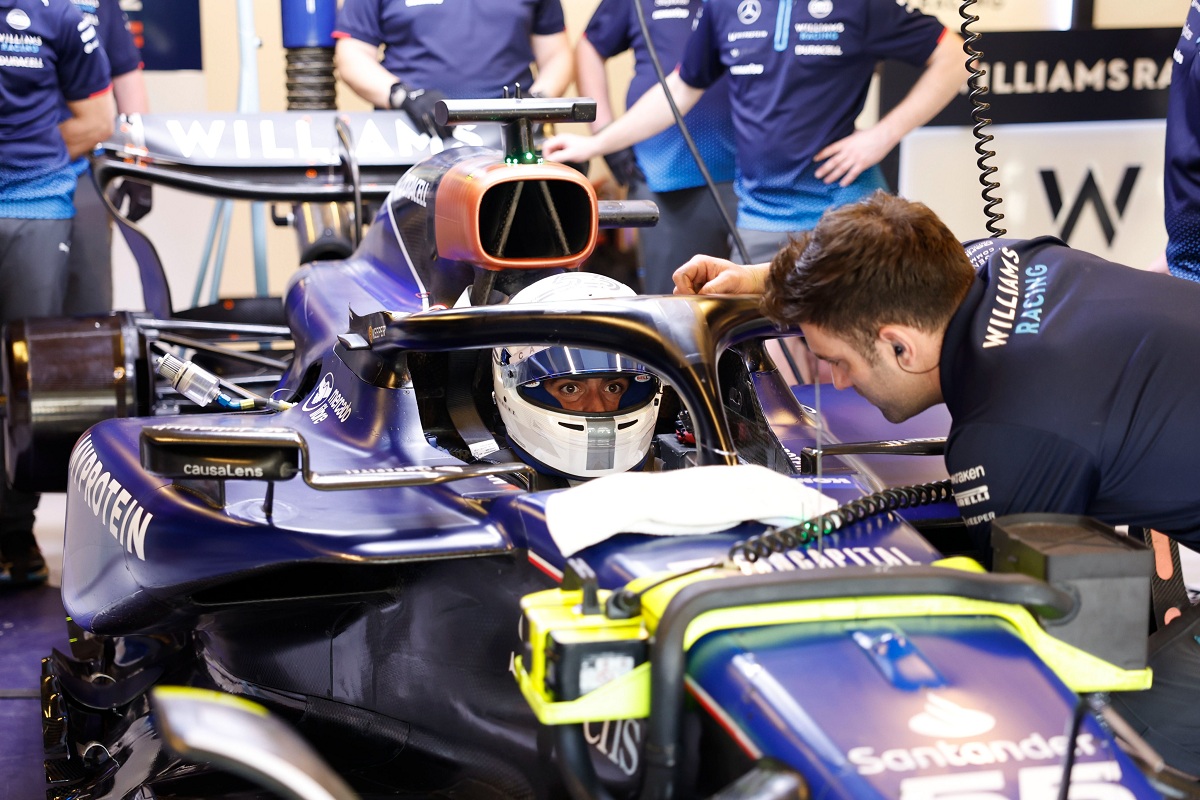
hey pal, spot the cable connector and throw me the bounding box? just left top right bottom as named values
left=156, top=352, right=220, bottom=407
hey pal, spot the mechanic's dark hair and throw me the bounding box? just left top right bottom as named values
left=762, top=191, right=975, bottom=358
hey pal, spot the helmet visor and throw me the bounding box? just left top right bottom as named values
left=505, top=346, right=660, bottom=414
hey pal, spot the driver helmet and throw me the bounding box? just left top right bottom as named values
left=493, top=272, right=663, bottom=481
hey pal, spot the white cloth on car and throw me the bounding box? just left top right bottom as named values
left=544, top=464, right=839, bottom=557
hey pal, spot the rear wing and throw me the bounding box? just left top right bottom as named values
left=91, top=110, right=483, bottom=202
left=92, top=104, right=657, bottom=318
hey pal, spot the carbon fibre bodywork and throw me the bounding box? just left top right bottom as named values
left=33, top=101, right=1171, bottom=800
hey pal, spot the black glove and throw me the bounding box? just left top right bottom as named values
left=603, top=148, right=644, bottom=187
left=108, top=178, right=153, bottom=222
left=390, top=81, right=451, bottom=140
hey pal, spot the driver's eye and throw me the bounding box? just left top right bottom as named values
left=558, top=383, right=581, bottom=395
left=604, top=382, right=626, bottom=395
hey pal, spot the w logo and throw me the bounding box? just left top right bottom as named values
left=1040, top=167, right=1140, bottom=246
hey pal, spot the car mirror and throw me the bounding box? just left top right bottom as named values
left=140, top=425, right=303, bottom=482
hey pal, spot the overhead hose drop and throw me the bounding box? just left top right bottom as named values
left=729, top=479, right=954, bottom=563
left=631, top=0, right=749, bottom=264
left=960, top=0, right=1006, bottom=237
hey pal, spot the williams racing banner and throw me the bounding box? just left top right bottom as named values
left=880, top=27, right=1177, bottom=125
left=888, top=28, right=1178, bottom=268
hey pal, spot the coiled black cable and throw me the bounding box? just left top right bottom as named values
left=960, top=0, right=1006, bottom=237
left=729, top=479, right=954, bottom=563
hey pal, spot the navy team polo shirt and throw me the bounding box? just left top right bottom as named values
left=68, top=0, right=141, bottom=177
left=0, top=0, right=110, bottom=219
left=941, top=236, right=1200, bottom=548
left=1165, top=1, right=1200, bottom=282
left=74, top=0, right=140, bottom=77
left=584, top=0, right=735, bottom=194
left=678, top=0, right=944, bottom=232
left=334, top=0, right=566, bottom=100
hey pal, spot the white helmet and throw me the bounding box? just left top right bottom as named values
left=493, top=273, right=663, bottom=481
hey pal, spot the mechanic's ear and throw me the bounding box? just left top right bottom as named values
left=879, top=326, right=916, bottom=367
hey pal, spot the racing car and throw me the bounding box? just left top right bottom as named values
left=18, top=99, right=1192, bottom=800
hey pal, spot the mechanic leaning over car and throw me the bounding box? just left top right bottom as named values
left=0, top=0, right=114, bottom=587
left=674, top=189, right=1200, bottom=777
left=332, top=0, right=573, bottom=139
left=576, top=0, right=737, bottom=295
left=543, top=0, right=967, bottom=265
left=63, top=0, right=150, bottom=318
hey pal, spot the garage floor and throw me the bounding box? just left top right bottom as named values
left=1, top=494, right=72, bottom=800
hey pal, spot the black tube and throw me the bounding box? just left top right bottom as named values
left=1056, top=696, right=1088, bottom=800
left=1071, top=0, right=1095, bottom=29
left=435, top=97, right=598, bottom=126
left=554, top=724, right=619, bottom=800
left=597, top=199, right=661, bottom=229
left=708, top=758, right=809, bottom=800
left=639, top=566, right=1075, bottom=799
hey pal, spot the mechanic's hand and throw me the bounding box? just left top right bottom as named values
left=813, top=127, right=895, bottom=187
left=672, top=255, right=768, bottom=295
left=602, top=147, right=643, bottom=187
left=542, top=133, right=601, bottom=165
left=108, top=178, right=153, bottom=222
left=401, top=86, right=452, bottom=140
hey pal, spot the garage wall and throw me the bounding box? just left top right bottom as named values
left=114, top=0, right=1187, bottom=310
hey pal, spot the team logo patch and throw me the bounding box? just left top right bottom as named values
left=737, top=0, right=761, bottom=25
left=908, top=694, right=997, bottom=739
left=302, top=373, right=335, bottom=412
left=808, top=0, right=833, bottom=18
left=6, top=9, right=31, bottom=30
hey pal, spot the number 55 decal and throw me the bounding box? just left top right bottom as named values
left=901, top=762, right=1134, bottom=800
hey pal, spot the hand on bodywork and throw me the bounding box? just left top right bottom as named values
left=333, top=35, right=450, bottom=137
left=396, top=85, right=451, bottom=139
left=543, top=70, right=704, bottom=166
left=672, top=256, right=768, bottom=296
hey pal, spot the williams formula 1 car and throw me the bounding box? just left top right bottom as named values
left=14, top=99, right=1188, bottom=800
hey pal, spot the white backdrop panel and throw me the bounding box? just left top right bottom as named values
left=899, top=119, right=1166, bottom=269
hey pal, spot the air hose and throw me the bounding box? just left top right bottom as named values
left=631, top=0, right=749, bottom=264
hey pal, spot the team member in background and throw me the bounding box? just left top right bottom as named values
left=576, top=0, right=737, bottom=294
left=1162, top=0, right=1200, bottom=281
left=674, top=191, right=1200, bottom=774
left=64, top=0, right=150, bottom=317
left=333, top=0, right=573, bottom=138
left=0, top=0, right=114, bottom=587
left=545, top=0, right=966, bottom=264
